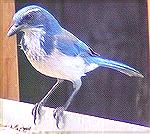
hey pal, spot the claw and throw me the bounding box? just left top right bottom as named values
left=53, top=110, right=57, bottom=119
left=32, top=102, right=43, bottom=125
left=53, top=107, right=65, bottom=129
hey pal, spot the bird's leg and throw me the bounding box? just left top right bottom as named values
left=53, top=79, right=82, bottom=129
left=32, top=79, right=64, bottom=125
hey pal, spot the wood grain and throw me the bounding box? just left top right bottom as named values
left=0, top=0, right=19, bottom=100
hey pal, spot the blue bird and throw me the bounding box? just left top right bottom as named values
left=7, top=5, right=143, bottom=128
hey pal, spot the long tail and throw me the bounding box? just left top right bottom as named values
left=85, top=56, right=143, bottom=78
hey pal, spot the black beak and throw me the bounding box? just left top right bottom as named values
left=7, top=23, right=20, bottom=37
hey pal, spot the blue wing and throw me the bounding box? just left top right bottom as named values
left=54, top=29, right=98, bottom=57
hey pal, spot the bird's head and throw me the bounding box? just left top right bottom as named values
left=7, top=5, right=62, bottom=36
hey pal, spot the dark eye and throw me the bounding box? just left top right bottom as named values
left=22, top=13, right=33, bottom=21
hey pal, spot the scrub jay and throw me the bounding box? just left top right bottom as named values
left=7, top=5, right=143, bottom=128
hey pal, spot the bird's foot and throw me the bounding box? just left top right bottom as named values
left=32, top=102, right=45, bottom=125
left=53, top=107, right=65, bottom=129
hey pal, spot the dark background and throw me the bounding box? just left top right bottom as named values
left=15, top=0, right=149, bottom=127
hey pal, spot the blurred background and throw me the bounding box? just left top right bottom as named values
left=15, top=0, right=149, bottom=127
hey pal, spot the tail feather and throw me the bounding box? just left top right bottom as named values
left=85, top=56, right=143, bottom=78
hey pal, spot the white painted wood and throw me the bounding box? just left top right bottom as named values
left=0, top=98, right=149, bottom=133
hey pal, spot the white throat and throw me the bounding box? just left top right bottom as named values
left=22, top=27, right=46, bottom=51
